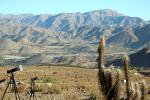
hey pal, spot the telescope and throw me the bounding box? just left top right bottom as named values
left=7, top=65, right=23, bottom=74
left=29, top=77, right=38, bottom=99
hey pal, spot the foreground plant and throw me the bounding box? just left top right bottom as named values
left=97, top=36, right=121, bottom=100
left=123, top=55, right=132, bottom=100
left=97, top=36, right=148, bottom=100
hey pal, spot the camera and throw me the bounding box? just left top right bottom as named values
left=7, top=65, right=23, bottom=74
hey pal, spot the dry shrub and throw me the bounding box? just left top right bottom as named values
left=35, top=83, right=61, bottom=94
left=43, top=85, right=61, bottom=94
left=17, top=82, right=28, bottom=93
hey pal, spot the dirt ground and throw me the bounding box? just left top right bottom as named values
left=0, top=66, right=150, bottom=100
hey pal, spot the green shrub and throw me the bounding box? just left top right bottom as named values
left=43, top=77, right=56, bottom=83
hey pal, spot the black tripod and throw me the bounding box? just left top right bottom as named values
left=29, top=77, right=37, bottom=100
left=1, top=73, right=20, bottom=100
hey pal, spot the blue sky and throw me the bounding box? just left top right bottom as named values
left=0, top=0, right=150, bottom=20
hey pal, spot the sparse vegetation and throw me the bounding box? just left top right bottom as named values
left=0, top=66, right=101, bottom=100
left=43, top=77, right=57, bottom=84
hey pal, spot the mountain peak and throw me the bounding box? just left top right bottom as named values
left=84, top=9, right=123, bottom=16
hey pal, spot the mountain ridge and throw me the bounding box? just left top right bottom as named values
left=0, top=9, right=150, bottom=67
left=0, top=9, right=149, bottom=49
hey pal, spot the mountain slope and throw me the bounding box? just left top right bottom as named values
left=0, top=39, right=20, bottom=55
left=0, top=9, right=150, bottom=65
left=107, top=47, right=150, bottom=67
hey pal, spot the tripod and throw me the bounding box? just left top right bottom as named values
left=1, top=73, right=20, bottom=100
left=29, top=78, right=37, bottom=100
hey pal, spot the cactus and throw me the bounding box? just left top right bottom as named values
left=98, top=36, right=121, bottom=100
left=98, top=36, right=113, bottom=99
left=98, top=36, right=107, bottom=99
left=130, top=82, right=136, bottom=99
left=122, top=55, right=148, bottom=100
left=98, top=35, right=105, bottom=70
left=113, top=69, right=121, bottom=100
left=141, top=81, right=147, bottom=100
left=122, top=55, right=132, bottom=100
left=134, top=83, right=141, bottom=100
left=105, top=70, right=113, bottom=100
left=97, top=36, right=148, bottom=100
left=97, top=36, right=106, bottom=84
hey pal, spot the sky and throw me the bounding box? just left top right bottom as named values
left=0, top=0, right=150, bottom=20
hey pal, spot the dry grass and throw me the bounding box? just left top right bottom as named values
left=0, top=66, right=101, bottom=100
left=0, top=66, right=149, bottom=100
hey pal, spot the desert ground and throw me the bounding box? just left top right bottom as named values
left=0, top=66, right=101, bottom=100
left=0, top=66, right=150, bottom=100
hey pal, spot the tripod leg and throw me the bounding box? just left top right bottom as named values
left=35, top=94, right=38, bottom=100
left=17, top=93, right=21, bottom=100
left=1, top=82, right=10, bottom=100
left=32, top=90, right=35, bottom=100
left=12, top=74, right=20, bottom=100
left=29, top=93, right=32, bottom=100
left=33, top=92, right=35, bottom=100
left=15, top=91, right=18, bottom=100
left=32, top=91, right=37, bottom=100
left=16, top=90, right=21, bottom=100
left=29, top=80, right=37, bottom=100
left=29, top=85, right=33, bottom=100
left=12, top=78, right=18, bottom=100
left=26, top=92, right=30, bottom=100
left=14, top=89, right=21, bottom=100
left=33, top=81, right=37, bottom=100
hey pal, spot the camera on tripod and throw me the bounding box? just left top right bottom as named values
left=1, top=65, right=23, bottom=100
left=7, top=65, right=23, bottom=74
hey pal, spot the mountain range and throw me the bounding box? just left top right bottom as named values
left=0, top=9, right=150, bottom=67
left=0, top=9, right=149, bottom=48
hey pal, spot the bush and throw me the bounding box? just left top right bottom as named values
left=43, top=77, right=56, bottom=84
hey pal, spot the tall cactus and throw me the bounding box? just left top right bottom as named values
left=98, top=36, right=106, bottom=99
left=98, top=36, right=114, bottom=100
left=134, top=83, right=141, bottom=100
left=123, top=55, right=132, bottom=100
left=98, top=36, right=105, bottom=70
left=113, top=69, right=121, bottom=100
left=141, top=81, right=147, bottom=100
